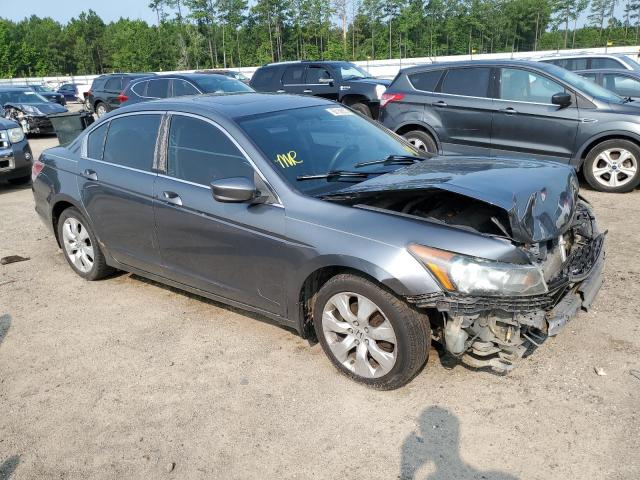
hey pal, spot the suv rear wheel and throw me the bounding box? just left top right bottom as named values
left=95, top=102, right=109, bottom=118
left=403, top=130, right=437, bottom=154
left=57, top=207, right=114, bottom=280
left=313, top=274, right=430, bottom=390
left=349, top=102, right=372, bottom=118
left=584, top=139, right=640, bottom=193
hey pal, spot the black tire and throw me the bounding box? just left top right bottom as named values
left=403, top=129, right=437, bottom=154
left=57, top=207, right=114, bottom=281
left=95, top=101, right=110, bottom=118
left=583, top=139, right=640, bottom=193
left=7, top=175, right=31, bottom=185
left=313, top=274, right=431, bottom=390
left=349, top=102, right=372, bottom=118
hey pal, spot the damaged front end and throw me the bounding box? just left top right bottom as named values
left=326, top=157, right=605, bottom=373
left=3, top=102, right=65, bottom=134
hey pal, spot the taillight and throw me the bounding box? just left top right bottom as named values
left=380, top=92, right=405, bottom=108
left=118, top=91, right=128, bottom=103
left=31, top=158, right=44, bottom=181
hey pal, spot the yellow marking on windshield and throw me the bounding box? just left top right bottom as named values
left=275, top=150, right=303, bottom=168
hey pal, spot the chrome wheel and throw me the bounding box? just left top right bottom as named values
left=592, top=148, right=638, bottom=189
left=96, top=104, right=107, bottom=117
left=322, top=292, right=397, bottom=379
left=408, top=137, right=428, bottom=152
left=62, top=217, right=95, bottom=273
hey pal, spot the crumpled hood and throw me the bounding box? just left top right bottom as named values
left=327, top=157, right=580, bottom=244
left=5, top=102, right=67, bottom=116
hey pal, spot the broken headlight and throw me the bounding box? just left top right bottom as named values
left=408, top=244, right=548, bottom=296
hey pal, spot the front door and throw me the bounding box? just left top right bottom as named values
left=153, top=113, right=287, bottom=316
left=491, top=67, right=580, bottom=162
left=305, top=65, right=339, bottom=100
left=78, top=112, right=163, bottom=274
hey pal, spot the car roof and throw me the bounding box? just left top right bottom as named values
left=574, top=68, right=640, bottom=75
left=116, top=92, right=332, bottom=119
left=262, top=60, right=354, bottom=68
left=0, top=86, right=31, bottom=91
left=399, top=59, right=556, bottom=74
left=537, top=52, right=631, bottom=59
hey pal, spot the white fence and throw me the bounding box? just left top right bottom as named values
left=2, top=45, right=639, bottom=89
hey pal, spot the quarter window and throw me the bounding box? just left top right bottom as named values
left=86, top=123, right=108, bottom=160
left=441, top=68, right=491, bottom=97
left=408, top=70, right=443, bottom=92
left=167, top=115, right=252, bottom=185
left=591, top=57, right=625, bottom=69
left=282, top=66, right=305, bottom=85
left=104, top=77, right=122, bottom=91
left=500, top=68, right=565, bottom=104
left=131, top=81, right=148, bottom=97
left=103, top=114, right=160, bottom=170
left=147, top=79, right=170, bottom=98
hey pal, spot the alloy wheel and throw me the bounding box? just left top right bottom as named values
left=96, top=104, right=107, bottom=117
left=61, top=217, right=95, bottom=273
left=407, top=137, right=428, bottom=152
left=322, top=292, right=398, bottom=378
left=592, top=148, right=638, bottom=189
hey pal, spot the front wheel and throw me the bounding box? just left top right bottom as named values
left=403, top=130, right=437, bottom=154
left=313, top=274, right=431, bottom=390
left=57, top=207, right=114, bottom=280
left=583, top=139, right=640, bottom=193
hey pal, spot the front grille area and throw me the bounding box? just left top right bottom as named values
left=406, top=291, right=555, bottom=315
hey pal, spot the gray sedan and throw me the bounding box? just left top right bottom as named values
left=32, top=94, right=604, bottom=389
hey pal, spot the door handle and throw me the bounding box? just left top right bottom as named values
left=499, top=107, right=517, bottom=114
left=432, top=100, right=447, bottom=107
left=83, top=169, right=98, bottom=181
left=303, top=89, right=313, bottom=93
left=161, top=191, right=183, bottom=206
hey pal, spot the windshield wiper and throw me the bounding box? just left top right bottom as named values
left=354, top=154, right=421, bottom=168
left=296, top=170, right=374, bottom=181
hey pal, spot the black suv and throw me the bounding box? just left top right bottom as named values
left=380, top=59, right=640, bottom=193
left=250, top=61, right=389, bottom=118
left=86, top=73, right=152, bottom=117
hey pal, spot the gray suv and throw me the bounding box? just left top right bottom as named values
left=380, top=60, right=640, bottom=193
left=32, top=94, right=604, bottom=388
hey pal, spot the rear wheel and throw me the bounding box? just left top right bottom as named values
left=57, top=207, right=114, bottom=280
left=584, top=139, right=640, bottom=193
left=313, top=274, right=430, bottom=390
left=95, top=102, right=109, bottom=118
left=349, top=102, right=372, bottom=118
left=403, top=130, right=437, bottom=154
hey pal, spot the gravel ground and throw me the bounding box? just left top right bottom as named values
left=1, top=133, right=639, bottom=480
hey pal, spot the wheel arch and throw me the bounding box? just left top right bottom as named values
left=340, top=93, right=371, bottom=106
left=574, top=131, right=640, bottom=169
left=50, top=196, right=89, bottom=248
left=394, top=122, right=441, bottom=153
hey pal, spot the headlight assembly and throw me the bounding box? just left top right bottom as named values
left=7, top=127, right=24, bottom=143
left=408, top=244, right=548, bottom=297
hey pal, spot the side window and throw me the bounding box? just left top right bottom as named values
left=131, top=81, right=148, bottom=97
left=172, top=79, right=200, bottom=96
left=104, top=77, right=122, bottom=91
left=251, top=67, right=276, bottom=89
left=167, top=115, right=253, bottom=184
left=591, top=57, right=625, bottom=69
left=103, top=114, right=160, bottom=170
left=500, top=68, right=565, bottom=104
left=147, top=79, right=170, bottom=98
left=580, top=72, right=598, bottom=82
left=282, top=66, right=305, bottom=85
left=408, top=70, right=443, bottom=92
left=306, top=67, right=333, bottom=84
left=86, top=123, right=108, bottom=160
left=441, top=68, right=490, bottom=97
left=604, top=74, right=640, bottom=97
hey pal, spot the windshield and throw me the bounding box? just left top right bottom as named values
left=236, top=105, right=420, bottom=196
left=0, top=90, right=48, bottom=104
left=339, top=64, right=373, bottom=80
left=548, top=64, right=624, bottom=102
left=231, top=72, right=248, bottom=80
left=194, top=76, right=254, bottom=93
left=30, top=85, right=52, bottom=93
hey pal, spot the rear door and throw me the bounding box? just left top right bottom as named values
left=304, top=64, right=339, bottom=100
left=491, top=67, right=579, bottom=162
left=280, top=65, right=307, bottom=94
left=429, top=66, right=494, bottom=155
left=77, top=112, right=163, bottom=274
left=153, top=113, right=287, bottom=315
left=103, top=76, right=123, bottom=109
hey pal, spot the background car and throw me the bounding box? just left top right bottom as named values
left=537, top=53, right=640, bottom=71
left=0, top=86, right=68, bottom=135
left=250, top=60, right=389, bottom=118
left=380, top=59, right=640, bottom=193
left=85, top=73, right=152, bottom=117
left=575, top=68, right=640, bottom=101
left=120, top=73, right=254, bottom=107
left=19, top=84, right=66, bottom=105
left=0, top=116, right=33, bottom=185
left=195, top=69, right=251, bottom=84
left=57, top=83, right=85, bottom=102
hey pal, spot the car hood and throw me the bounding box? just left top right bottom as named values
left=5, top=102, right=68, bottom=115
left=348, top=78, right=391, bottom=87
left=325, top=157, right=580, bottom=244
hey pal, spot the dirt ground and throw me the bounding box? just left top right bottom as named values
left=1, top=132, right=639, bottom=480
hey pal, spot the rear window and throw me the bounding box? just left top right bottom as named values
left=441, top=68, right=491, bottom=97
left=408, top=70, right=443, bottom=92
left=104, top=77, right=122, bottom=91
left=251, top=67, right=277, bottom=89
left=591, top=57, right=625, bottom=69
left=103, top=114, right=160, bottom=171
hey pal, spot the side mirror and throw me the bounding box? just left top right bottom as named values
left=551, top=92, right=572, bottom=107
left=318, top=77, right=334, bottom=85
left=211, top=177, right=259, bottom=203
